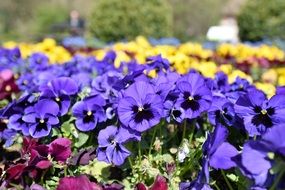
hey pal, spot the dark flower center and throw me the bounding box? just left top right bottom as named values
left=35, top=118, right=49, bottom=133
left=132, top=104, right=154, bottom=123
left=172, top=109, right=182, bottom=118
left=215, top=109, right=234, bottom=124
left=83, top=110, right=95, bottom=123
left=217, top=79, right=226, bottom=87
left=181, top=92, right=200, bottom=111
left=108, top=135, right=116, bottom=145
left=252, top=106, right=275, bottom=128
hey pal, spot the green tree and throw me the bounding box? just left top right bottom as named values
left=89, top=0, right=173, bottom=42
left=238, top=0, right=285, bottom=41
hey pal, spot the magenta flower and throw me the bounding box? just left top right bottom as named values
left=49, top=138, right=72, bottom=162
left=57, top=175, right=100, bottom=190
left=136, top=175, right=168, bottom=190
left=0, top=69, right=19, bottom=100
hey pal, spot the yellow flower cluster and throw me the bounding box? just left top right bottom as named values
left=217, top=43, right=285, bottom=62
left=3, top=38, right=71, bottom=64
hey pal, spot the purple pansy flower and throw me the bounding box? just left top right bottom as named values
left=153, top=71, right=179, bottom=101
left=203, top=124, right=238, bottom=170
left=175, top=73, right=212, bottom=119
left=276, top=86, right=285, bottom=95
left=181, top=125, right=238, bottom=190
left=180, top=159, right=213, bottom=190
left=91, top=71, right=123, bottom=99
left=208, top=96, right=235, bottom=126
left=235, top=89, right=285, bottom=136
left=71, top=72, right=92, bottom=88
left=16, top=72, right=34, bottom=92
left=0, top=129, right=17, bottom=147
left=40, top=77, right=78, bottom=116
left=97, top=125, right=140, bottom=166
left=29, top=53, right=49, bottom=70
left=206, top=72, right=230, bottom=94
left=117, top=81, right=163, bottom=132
left=146, top=54, right=170, bottom=71
left=237, top=124, right=285, bottom=188
left=164, top=100, right=185, bottom=123
left=226, top=77, right=255, bottom=103
left=113, top=69, right=147, bottom=91
left=22, top=99, right=59, bottom=138
left=7, top=94, right=35, bottom=135
left=72, top=95, right=106, bottom=131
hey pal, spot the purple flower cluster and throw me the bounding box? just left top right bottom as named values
left=1, top=47, right=285, bottom=190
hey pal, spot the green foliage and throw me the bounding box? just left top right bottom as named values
left=89, top=0, right=173, bottom=42
left=32, top=3, right=69, bottom=36
left=238, top=0, right=285, bottom=42
left=169, top=0, right=226, bottom=41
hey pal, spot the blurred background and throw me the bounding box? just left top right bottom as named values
left=1, top=0, right=284, bottom=45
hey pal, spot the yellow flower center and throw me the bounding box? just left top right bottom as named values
left=55, top=97, right=60, bottom=102
left=40, top=119, right=45, bottom=123
left=138, top=106, right=144, bottom=112
left=14, top=73, right=19, bottom=79
left=188, top=96, right=194, bottom=101
left=87, top=111, right=92, bottom=116
left=261, top=109, right=267, bottom=115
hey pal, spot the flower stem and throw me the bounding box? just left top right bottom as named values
left=159, top=123, right=163, bottom=155
left=148, top=126, right=157, bottom=156
left=128, top=157, right=133, bottom=168
left=138, top=141, right=142, bottom=181
left=221, top=170, right=234, bottom=190
left=182, top=120, right=187, bottom=140
left=64, top=166, right=67, bottom=177
left=188, top=122, right=195, bottom=143
left=213, top=182, right=221, bottom=190
left=138, top=141, right=142, bottom=165
left=270, top=168, right=285, bottom=190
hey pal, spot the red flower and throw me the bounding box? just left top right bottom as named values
left=57, top=175, right=101, bottom=190
left=0, top=69, right=19, bottom=100
left=49, top=138, right=72, bottom=162
left=135, top=175, right=168, bottom=190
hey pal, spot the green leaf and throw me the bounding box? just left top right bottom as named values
left=74, top=132, right=89, bottom=148
left=52, top=128, right=62, bottom=137
left=0, top=99, right=8, bottom=108
left=79, top=159, right=110, bottom=181
left=61, top=121, right=74, bottom=137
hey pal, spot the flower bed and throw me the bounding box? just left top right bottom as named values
left=0, top=37, right=285, bottom=190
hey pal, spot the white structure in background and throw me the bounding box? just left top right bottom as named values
left=207, top=16, right=239, bottom=43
